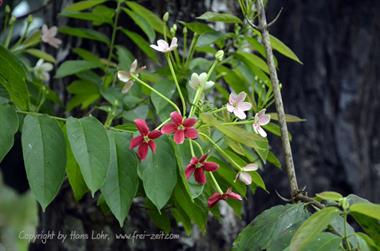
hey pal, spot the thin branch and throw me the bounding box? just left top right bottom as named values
left=255, top=0, right=299, bottom=198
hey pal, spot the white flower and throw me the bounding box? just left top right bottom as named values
left=41, top=25, right=62, bottom=48
left=150, top=37, right=178, bottom=53
left=226, top=91, right=252, bottom=120
left=34, top=59, right=53, bottom=82
left=189, top=72, right=214, bottom=90
left=252, top=109, right=271, bottom=137
left=235, top=163, right=259, bottom=185
left=117, top=59, right=145, bottom=94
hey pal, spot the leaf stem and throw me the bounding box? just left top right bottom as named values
left=221, top=120, right=254, bottom=126
left=209, top=172, right=223, bottom=194
left=154, top=117, right=171, bottom=130
left=17, top=110, right=66, bottom=122
left=185, top=34, right=199, bottom=67
left=199, top=132, right=242, bottom=171
left=131, top=75, right=181, bottom=113
left=165, top=54, right=186, bottom=115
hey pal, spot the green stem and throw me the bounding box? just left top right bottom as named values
left=189, top=140, right=195, bottom=157
left=207, top=60, right=218, bottom=79
left=192, top=140, right=204, bottom=155
left=103, top=0, right=122, bottom=87
left=185, top=34, right=199, bottom=67
left=211, top=106, right=227, bottom=114
left=104, top=112, right=115, bottom=128
left=209, top=172, right=223, bottom=194
left=189, top=87, right=203, bottom=117
left=166, top=54, right=186, bottom=115
left=14, top=18, right=32, bottom=47
left=155, top=117, right=171, bottom=130
left=17, top=110, right=66, bottom=122
left=221, top=120, right=254, bottom=126
left=131, top=75, right=181, bottom=113
left=343, top=212, right=353, bottom=251
left=199, top=132, right=242, bottom=171
left=4, top=19, right=15, bottom=48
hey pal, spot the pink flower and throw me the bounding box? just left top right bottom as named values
left=235, top=163, right=259, bottom=185
left=185, top=154, right=219, bottom=184
left=208, top=188, right=242, bottom=208
left=252, top=109, right=271, bottom=137
left=161, top=112, right=198, bottom=144
left=150, top=37, right=178, bottom=53
left=41, top=25, right=62, bottom=48
left=226, top=91, right=252, bottom=120
left=130, top=119, right=162, bottom=160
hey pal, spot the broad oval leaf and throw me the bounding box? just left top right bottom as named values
left=0, top=104, right=18, bottom=162
left=197, top=11, right=242, bottom=24
left=289, top=207, right=341, bottom=251
left=55, top=60, right=102, bottom=78
left=101, top=131, right=139, bottom=227
left=140, top=136, right=177, bottom=210
left=233, top=203, right=310, bottom=251
left=299, top=232, right=343, bottom=251
left=316, top=191, right=343, bottom=202
left=21, top=115, right=66, bottom=210
left=350, top=203, right=380, bottom=220
left=0, top=45, right=30, bottom=110
left=66, top=116, right=110, bottom=196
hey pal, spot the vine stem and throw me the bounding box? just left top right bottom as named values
left=131, top=75, right=181, bottom=113
left=166, top=54, right=186, bottom=115
left=255, top=0, right=299, bottom=198
left=209, top=172, right=223, bottom=194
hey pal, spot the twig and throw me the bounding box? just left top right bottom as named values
left=255, top=0, right=299, bottom=198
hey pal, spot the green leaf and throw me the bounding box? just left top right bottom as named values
left=124, top=8, right=155, bottom=42
left=26, top=49, right=56, bottom=63
left=63, top=0, right=107, bottom=12
left=270, top=34, right=303, bottom=64
left=55, top=60, right=102, bottom=78
left=232, top=203, right=310, bottom=251
left=0, top=104, right=18, bottom=162
left=235, top=51, right=269, bottom=74
left=269, top=113, right=306, bottom=123
left=122, top=29, right=157, bottom=63
left=197, top=31, right=224, bottom=47
left=197, top=11, right=242, bottom=24
left=0, top=45, right=30, bottom=110
left=299, top=232, right=343, bottom=251
left=21, top=115, right=66, bottom=210
left=267, top=151, right=281, bottom=169
left=61, top=5, right=114, bottom=26
left=139, top=136, right=177, bottom=210
left=59, top=26, right=110, bottom=44
left=355, top=232, right=379, bottom=251
left=66, top=117, right=110, bottom=196
left=351, top=212, right=380, bottom=243
left=151, top=78, right=176, bottom=118
left=350, top=203, right=380, bottom=220
left=290, top=207, right=341, bottom=251
left=101, top=131, right=139, bottom=227
left=316, top=191, right=343, bottom=201
left=116, top=46, right=134, bottom=70
left=183, top=22, right=215, bottom=34
left=125, top=1, right=165, bottom=34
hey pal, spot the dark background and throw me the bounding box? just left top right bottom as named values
left=0, top=0, right=379, bottom=250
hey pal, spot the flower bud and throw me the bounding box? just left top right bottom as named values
left=215, top=50, right=224, bottom=61
left=170, top=24, right=177, bottom=36
left=9, top=16, right=16, bottom=25
left=183, top=26, right=188, bottom=34
left=5, top=5, right=11, bottom=13
left=27, top=14, right=33, bottom=23
left=163, top=12, right=169, bottom=22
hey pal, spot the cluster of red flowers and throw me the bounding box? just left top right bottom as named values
left=130, top=111, right=241, bottom=208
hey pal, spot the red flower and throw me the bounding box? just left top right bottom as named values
left=161, top=112, right=198, bottom=144
left=207, top=188, right=242, bottom=208
left=185, top=154, right=219, bottom=184
left=130, top=119, right=162, bottom=160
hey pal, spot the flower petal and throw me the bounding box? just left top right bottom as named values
left=157, top=39, right=169, bottom=50
left=257, top=109, right=271, bottom=126
left=173, top=130, right=185, bottom=144
left=129, top=135, right=143, bottom=149
left=236, top=91, right=247, bottom=103
left=148, top=140, right=156, bottom=153
left=117, top=71, right=130, bottom=83
left=170, top=111, right=183, bottom=125
left=185, top=165, right=195, bottom=179
left=137, top=143, right=149, bottom=160
left=226, top=103, right=235, bottom=113
left=130, top=59, right=138, bottom=73
left=199, top=154, right=208, bottom=163
left=225, top=190, right=242, bottom=201
left=238, top=102, right=252, bottom=112
left=148, top=130, right=162, bottom=139
left=161, top=123, right=177, bottom=134
left=169, top=37, right=178, bottom=50
left=134, top=119, right=149, bottom=135
left=150, top=44, right=164, bottom=52
left=204, top=81, right=215, bottom=89
left=234, top=109, right=247, bottom=120
left=190, top=156, right=199, bottom=165
left=257, top=126, right=267, bottom=137
left=208, top=193, right=223, bottom=208
left=229, top=92, right=238, bottom=104
left=183, top=117, right=197, bottom=127
left=237, top=172, right=252, bottom=185
left=202, top=162, right=219, bottom=172
left=242, top=163, right=259, bottom=172
left=194, top=168, right=206, bottom=184
left=184, top=128, right=198, bottom=139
